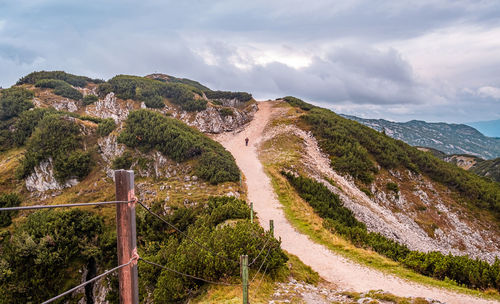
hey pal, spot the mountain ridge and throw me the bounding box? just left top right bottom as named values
left=343, top=114, right=500, bottom=159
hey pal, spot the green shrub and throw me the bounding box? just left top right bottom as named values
left=205, top=91, right=252, bottom=102
left=12, top=108, right=55, bottom=146
left=97, top=118, right=116, bottom=137
left=83, top=94, right=98, bottom=105
left=283, top=172, right=500, bottom=291
left=112, top=151, right=134, bottom=170
left=118, top=110, right=239, bottom=184
left=53, top=84, right=83, bottom=101
left=0, top=87, right=34, bottom=120
left=97, top=82, right=113, bottom=97
left=219, top=108, right=234, bottom=117
left=283, top=96, right=314, bottom=111
left=34, top=79, right=68, bottom=89
left=386, top=182, right=399, bottom=193
left=106, top=75, right=206, bottom=111
left=17, top=114, right=91, bottom=181
left=136, top=196, right=287, bottom=303
left=17, top=71, right=93, bottom=87
left=0, top=193, right=21, bottom=227
left=0, top=209, right=112, bottom=303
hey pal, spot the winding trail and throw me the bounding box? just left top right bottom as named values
left=215, top=101, right=497, bottom=304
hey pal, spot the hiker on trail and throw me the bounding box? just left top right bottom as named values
left=245, top=137, right=249, bottom=146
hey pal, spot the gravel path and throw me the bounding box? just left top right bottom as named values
left=215, top=101, right=498, bottom=304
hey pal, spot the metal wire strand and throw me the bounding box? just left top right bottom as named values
left=137, top=201, right=239, bottom=265
left=253, top=253, right=272, bottom=295
left=139, top=258, right=240, bottom=286
left=248, top=235, right=272, bottom=266
left=251, top=247, right=272, bottom=283
left=0, top=200, right=132, bottom=211
left=41, top=258, right=135, bottom=304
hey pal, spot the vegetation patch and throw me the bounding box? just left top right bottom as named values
left=283, top=172, right=500, bottom=291
left=0, top=87, right=34, bottom=121
left=137, top=196, right=287, bottom=303
left=96, top=118, right=116, bottom=137
left=17, top=70, right=101, bottom=87
left=83, top=94, right=98, bottom=105
left=118, top=109, right=240, bottom=184
left=0, top=193, right=21, bottom=227
left=0, top=209, right=114, bottom=303
left=17, top=114, right=92, bottom=182
left=104, top=75, right=207, bottom=111
left=205, top=91, right=253, bottom=102
left=283, top=97, right=500, bottom=219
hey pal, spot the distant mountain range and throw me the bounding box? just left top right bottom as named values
left=343, top=115, right=500, bottom=159
left=466, top=119, right=500, bottom=138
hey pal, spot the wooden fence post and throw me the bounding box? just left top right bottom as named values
left=250, top=202, right=253, bottom=224
left=115, top=170, right=139, bottom=304
left=269, top=219, right=274, bottom=237
left=241, top=255, right=249, bottom=304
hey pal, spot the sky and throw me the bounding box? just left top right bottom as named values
left=1, top=0, right=500, bottom=123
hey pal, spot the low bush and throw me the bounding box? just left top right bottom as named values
left=0, top=193, right=21, bottom=227
left=205, top=90, right=252, bottom=102
left=282, top=96, right=314, bottom=111
left=107, top=75, right=206, bottom=111
left=0, top=87, right=34, bottom=121
left=97, top=118, right=116, bottom=137
left=17, top=114, right=91, bottom=182
left=219, top=107, right=234, bottom=117
left=283, top=172, right=500, bottom=291
left=53, top=84, right=83, bottom=101
left=112, top=151, right=134, bottom=170
left=34, top=79, right=68, bottom=89
left=12, top=108, right=55, bottom=146
left=118, top=110, right=239, bottom=184
left=386, top=182, right=399, bottom=193
left=0, top=209, right=113, bottom=303
left=17, top=71, right=94, bottom=87
left=137, top=196, right=287, bottom=302
left=83, top=94, right=98, bottom=105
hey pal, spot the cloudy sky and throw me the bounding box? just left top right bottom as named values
left=1, top=0, right=500, bottom=123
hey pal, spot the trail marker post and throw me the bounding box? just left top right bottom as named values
left=269, top=219, right=274, bottom=237
left=115, top=170, right=139, bottom=304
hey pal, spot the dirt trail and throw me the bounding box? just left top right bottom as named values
left=214, top=101, right=497, bottom=304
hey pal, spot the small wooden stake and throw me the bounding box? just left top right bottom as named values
left=269, top=219, right=274, bottom=237
left=250, top=202, right=254, bottom=224
left=241, top=255, right=249, bottom=304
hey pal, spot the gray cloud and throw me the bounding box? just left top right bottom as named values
left=1, top=0, right=500, bottom=122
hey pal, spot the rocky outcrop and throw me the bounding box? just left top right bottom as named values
left=51, top=99, right=78, bottom=112
left=178, top=103, right=258, bottom=133
left=25, top=158, right=78, bottom=192
left=98, top=134, right=126, bottom=178
left=85, top=92, right=135, bottom=123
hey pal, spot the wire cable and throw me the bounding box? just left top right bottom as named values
left=253, top=253, right=271, bottom=295
left=137, top=201, right=240, bottom=265
left=0, top=200, right=132, bottom=211
left=139, top=258, right=240, bottom=286
left=248, top=235, right=272, bottom=266
left=41, top=258, right=136, bottom=304
left=251, top=247, right=272, bottom=283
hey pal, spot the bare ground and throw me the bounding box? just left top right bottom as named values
left=214, top=101, right=498, bottom=304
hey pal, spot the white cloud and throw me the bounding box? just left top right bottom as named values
left=0, top=20, right=5, bottom=31
left=478, top=86, right=500, bottom=99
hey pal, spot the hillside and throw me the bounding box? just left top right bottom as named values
left=1, top=71, right=500, bottom=304
left=419, top=149, right=500, bottom=183
left=344, top=114, right=500, bottom=159
left=0, top=71, right=291, bottom=304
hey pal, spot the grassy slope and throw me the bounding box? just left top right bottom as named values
left=258, top=102, right=500, bottom=300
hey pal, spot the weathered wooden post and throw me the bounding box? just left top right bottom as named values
left=115, top=170, right=139, bottom=304
left=241, top=255, right=249, bottom=304
left=269, top=219, right=274, bottom=237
